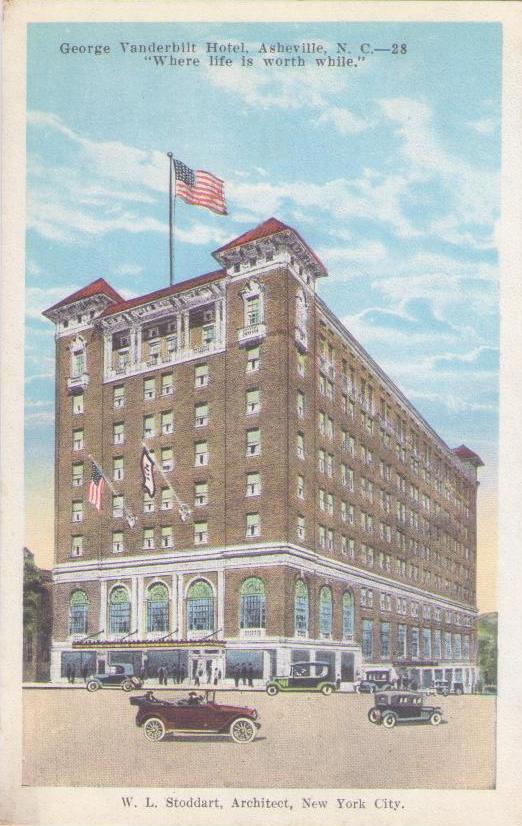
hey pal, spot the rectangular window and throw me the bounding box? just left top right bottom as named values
left=195, top=363, right=209, bottom=388
left=112, top=495, right=124, bottom=518
left=246, top=472, right=261, bottom=497
left=202, top=324, right=215, bottom=345
left=161, top=373, right=173, bottom=395
left=423, top=628, right=432, bottom=659
left=161, top=526, right=173, bottom=548
left=71, top=535, right=83, bottom=557
left=246, top=513, right=261, bottom=537
left=380, top=622, right=390, bottom=658
left=246, top=428, right=261, bottom=456
left=297, top=474, right=305, bottom=499
left=398, top=624, right=407, bottom=657
left=161, top=447, right=173, bottom=472
left=297, top=432, right=305, bottom=460
left=71, top=501, right=83, bottom=523
left=72, top=429, right=84, bottom=451
left=143, top=527, right=155, bottom=550
left=195, top=402, right=209, bottom=427
left=297, top=514, right=305, bottom=540
left=318, top=488, right=326, bottom=511
left=327, top=454, right=334, bottom=477
left=318, top=525, right=326, bottom=548
left=362, top=619, right=373, bottom=660
left=113, top=422, right=124, bottom=445
left=246, top=389, right=261, bottom=415
left=144, top=378, right=156, bottom=401
left=444, top=632, right=452, bottom=659
left=112, top=531, right=123, bottom=553
left=433, top=630, right=442, bottom=659
left=463, top=635, right=470, bottom=660
left=113, top=456, right=123, bottom=481
left=319, top=411, right=326, bottom=436
left=327, top=528, right=334, bottom=551
left=72, top=393, right=84, bottom=415
left=113, top=385, right=125, bottom=409
left=143, top=492, right=155, bottom=513
left=246, top=295, right=260, bottom=325
left=411, top=627, right=420, bottom=658
left=318, top=448, right=325, bottom=473
left=194, top=521, right=208, bottom=545
left=166, top=335, right=177, bottom=354
left=194, top=481, right=208, bottom=506
left=161, top=487, right=173, bottom=510
left=72, top=462, right=84, bottom=487
left=247, top=345, right=260, bottom=372
left=296, top=391, right=305, bottom=418
left=161, top=410, right=174, bottom=434
left=327, top=493, right=334, bottom=516
left=296, top=351, right=306, bottom=376
left=143, top=415, right=155, bottom=439
left=195, top=441, right=209, bottom=466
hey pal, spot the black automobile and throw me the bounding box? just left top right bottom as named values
left=434, top=679, right=464, bottom=696
left=355, top=669, right=395, bottom=693
left=86, top=663, right=143, bottom=692
left=265, top=661, right=337, bottom=695
left=367, top=691, right=443, bottom=728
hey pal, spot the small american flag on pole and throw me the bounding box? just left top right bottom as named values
left=173, top=159, right=227, bottom=215
left=88, top=462, right=105, bottom=511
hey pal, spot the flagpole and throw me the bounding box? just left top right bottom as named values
left=141, top=442, right=191, bottom=522
left=167, top=152, right=175, bottom=286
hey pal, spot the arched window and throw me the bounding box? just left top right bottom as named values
left=70, top=335, right=87, bottom=377
left=239, top=577, right=266, bottom=631
left=187, top=580, right=214, bottom=634
left=240, top=279, right=264, bottom=327
left=109, top=585, right=130, bottom=635
left=294, top=580, right=309, bottom=638
left=342, top=591, right=354, bottom=639
left=147, top=582, right=169, bottom=633
left=69, top=589, right=89, bottom=635
left=319, top=587, right=333, bottom=638
left=296, top=288, right=307, bottom=329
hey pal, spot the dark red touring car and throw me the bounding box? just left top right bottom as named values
left=130, top=690, right=260, bottom=743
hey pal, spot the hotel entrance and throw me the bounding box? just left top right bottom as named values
left=188, top=647, right=225, bottom=685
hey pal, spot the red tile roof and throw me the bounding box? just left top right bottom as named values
left=101, top=269, right=225, bottom=317
left=213, top=216, right=327, bottom=274
left=452, top=445, right=484, bottom=467
left=44, top=278, right=123, bottom=315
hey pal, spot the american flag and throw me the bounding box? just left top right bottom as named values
left=88, top=462, right=105, bottom=511
left=173, top=159, right=227, bottom=215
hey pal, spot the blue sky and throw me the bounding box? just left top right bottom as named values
left=25, top=22, right=501, bottom=595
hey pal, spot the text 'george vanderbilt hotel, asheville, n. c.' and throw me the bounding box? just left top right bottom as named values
left=43, top=217, right=482, bottom=690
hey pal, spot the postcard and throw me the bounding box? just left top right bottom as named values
left=1, top=1, right=522, bottom=825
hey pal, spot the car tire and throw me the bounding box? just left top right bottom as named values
left=454, top=688, right=463, bottom=696
left=368, top=708, right=381, bottom=724
left=430, top=711, right=442, bottom=726
left=383, top=684, right=392, bottom=691
left=382, top=712, right=397, bottom=729
left=143, top=717, right=166, bottom=742
left=370, top=685, right=376, bottom=694
left=321, top=684, right=334, bottom=696
left=122, top=679, right=134, bottom=692
left=266, top=685, right=279, bottom=696
left=230, top=717, right=257, bottom=744
left=86, top=680, right=100, bottom=692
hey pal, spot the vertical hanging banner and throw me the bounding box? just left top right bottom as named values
left=141, top=446, right=156, bottom=497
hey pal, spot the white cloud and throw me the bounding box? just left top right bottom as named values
left=115, top=263, right=144, bottom=277
left=316, top=106, right=371, bottom=135
left=24, top=410, right=55, bottom=425
left=469, top=117, right=498, bottom=135
left=25, top=285, right=80, bottom=320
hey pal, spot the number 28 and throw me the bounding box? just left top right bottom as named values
left=391, top=43, right=407, bottom=54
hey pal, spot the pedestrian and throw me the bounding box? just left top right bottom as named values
left=194, top=669, right=200, bottom=687
left=217, top=669, right=222, bottom=684
left=247, top=663, right=254, bottom=687
left=66, top=664, right=71, bottom=684
left=180, top=665, right=186, bottom=684
left=206, top=662, right=212, bottom=684
left=139, top=664, right=146, bottom=683
left=172, top=665, right=178, bottom=685
left=70, top=666, right=76, bottom=684
left=213, top=668, right=218, bottom=686
left=81, top=663, right=88, bottom=683
left=241, top=663, right=247, bottom=686
left=234, top=665, right=240, bottom=688
left=336, top=675, right=341, bottom=691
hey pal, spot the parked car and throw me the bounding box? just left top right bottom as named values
left=130, top=690, right=260, bottom=743
left=265, top=661, right=337, bottom=695
left=433, top=679, right=464, bottom=696
left=355, top=669, right=395, bottom=693
left=367, top=691, right=444, bottom=728
left=86, top=663, right=143, bottom=692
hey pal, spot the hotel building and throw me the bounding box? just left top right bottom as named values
left=44, top=217, right=482, bottom=689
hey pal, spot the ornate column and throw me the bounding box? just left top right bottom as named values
left=176, top=313, right=182, bottom=354
left=217, top=568, right=225, bottom=635
left=131, top=576, right=138, bottom=637
left=182, top=310, right=190, bottom=351
left=103, top=332, right=113, bottom=377
left=137, top=577, right=144, bottom=638
left=99, top=579, right=107, bottom=636
left=171, top=574, right=178, bottom=636
left=177, top=574, right=184, bottom=638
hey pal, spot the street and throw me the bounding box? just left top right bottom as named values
left=23, top=688, right=495, bottom=788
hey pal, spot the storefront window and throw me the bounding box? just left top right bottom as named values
left=239, top=577, right=266, bottom=630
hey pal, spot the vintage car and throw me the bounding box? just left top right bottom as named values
left=367, top=691, right=443, bottom=728
left=433, top=679, right=464, bottom=696
left=265, top=661, right=337, bottom=695
left=355, top=669, right=395, bottom=693
left=86, top=663, right=143, bottom=692
left=130, top=690, right=260, bottom=743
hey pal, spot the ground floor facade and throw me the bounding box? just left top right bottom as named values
left=50, top=542, right=477, bottom=690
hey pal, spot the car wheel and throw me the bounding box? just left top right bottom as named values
left=455, top=688, right=463, bottom=696
left=266, top=685, right=279, bottom=696
left=230, top=717, right=257, bottom=744
left=368, top=708, right=381, bottom=724
left=321, top=684, right=334, bottom=696
left=370, top=685, right=376, bottom=694
left=143, top=717, right=166, bottom=742
left=86, top=680, right=100, bottom=692
left=430, top=711, right=442, bottom=726
left=122, top=679, right=134, bottom=692
left=382, top=712, right=397, bottom=729
left=383, top=684, right=392, bottom=691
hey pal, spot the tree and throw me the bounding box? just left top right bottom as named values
left=477, top=613, right=497, bottom=687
